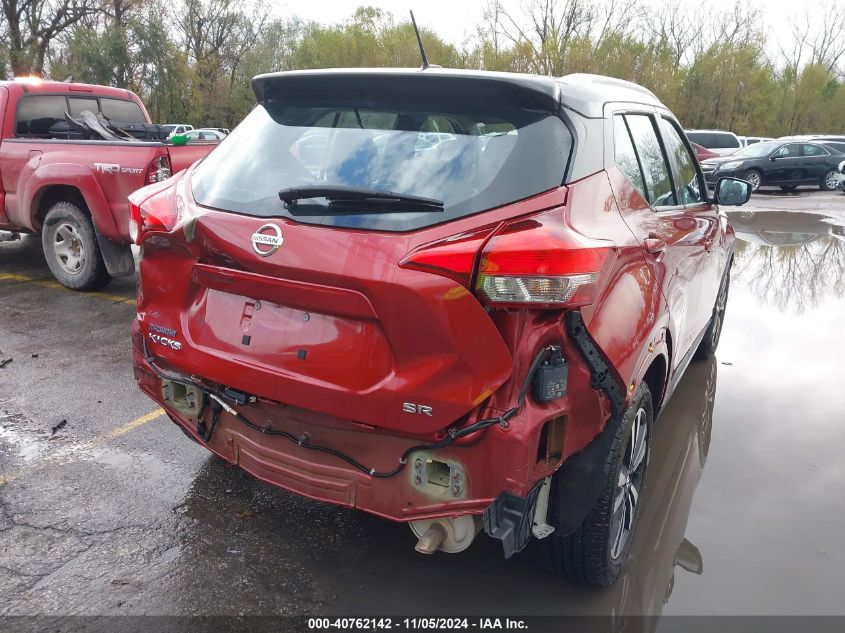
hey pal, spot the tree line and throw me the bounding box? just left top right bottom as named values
left=0, top=0, right=843, bottom=136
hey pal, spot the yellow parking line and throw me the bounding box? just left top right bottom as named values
left=0, top=272, right=135, bottom=305
left=0, top=408, right=165, bottom=486
left=106, top=408, right=165, bottom=439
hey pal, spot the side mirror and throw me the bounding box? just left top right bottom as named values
left=714, top=177, right=752, bottom=206
left=674, top=538, right=703, bottom=575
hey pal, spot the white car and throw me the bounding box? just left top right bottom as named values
left=685, top=129, right=742, bottom=156
left=738, top=135, right=774, bottom=146
left=163, top=123, right=194, bottom=136
left=182, top=128, right=226, bottom=141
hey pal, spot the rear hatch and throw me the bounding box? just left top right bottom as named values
left=138, top=70, right=572, bottom=435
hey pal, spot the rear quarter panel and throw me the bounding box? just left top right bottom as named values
left=2, top=140, right=163, bottom=241
left=568, top=171, right=670, bottom=406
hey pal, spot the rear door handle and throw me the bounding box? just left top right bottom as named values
left=644, top=234, right=666, bottom=255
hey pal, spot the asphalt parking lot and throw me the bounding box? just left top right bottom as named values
left=1, top=189, right=844, bottom=621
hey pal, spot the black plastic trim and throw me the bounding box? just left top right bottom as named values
left=565, top=311, right=625, bottom=419
left=482, top=480, right=544, bottom=559
left=546, top=311, right=627, bottom=536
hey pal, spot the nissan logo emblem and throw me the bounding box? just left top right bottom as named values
left=251, top=223, right=284, bottom=256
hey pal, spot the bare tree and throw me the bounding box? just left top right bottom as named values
left=644, top=0, right=701, bottom=68
left=1, top=0, right=101, bottom=75
left=794, top=1, right=845, bottom=74
left=590, top=0, right=641, bottom=55
left=497, top=0, right=595, bottom=76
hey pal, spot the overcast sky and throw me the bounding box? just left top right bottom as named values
left=277, top=0, right=815, bottom=57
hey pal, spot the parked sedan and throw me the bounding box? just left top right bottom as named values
left=701, top=140, right=843, bottom=192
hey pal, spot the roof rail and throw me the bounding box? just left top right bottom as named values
left=558, top=73, right=659, bottom=100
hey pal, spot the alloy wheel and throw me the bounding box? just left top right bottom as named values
left=825, top=170, right=838, bottom=190
left=610, top=407, right=648, bottom=560
left=53, top=223, right=85, bottom=275
left=745, top=171, right=761, bottom=191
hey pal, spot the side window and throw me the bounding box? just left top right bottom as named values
left=613, top=115, right=647, bottom=200
left=686, top=132, right=710, bottom=148
left=802, top=144, right=828, bottom=157
left=624, top=114, right=677, bottom=208
left=660, top=118, right=704, bottom=205
left=15, top=96, right=68, bottom=137
left=715, top=134, right=740, bottom=149
left=775, top=144, right=801, bottom=158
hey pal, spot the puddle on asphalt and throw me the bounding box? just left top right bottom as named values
left=0, top=413, right=51, bottom=462
left=727, top=209, right=845, bottom=313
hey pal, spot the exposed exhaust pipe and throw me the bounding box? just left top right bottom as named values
left=410, top=515, right=481, bottom=555
left=414, top=523, right=447, bottom=555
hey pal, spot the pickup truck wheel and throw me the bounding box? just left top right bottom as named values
left=537, top=382, right=652, bottom=587
left=41, top=202, right=111, bottom=291
left=694, top=268, right=730, bottom=360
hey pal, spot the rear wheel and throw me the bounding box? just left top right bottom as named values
left=743, top=169, right=762, bottom=191
left=695, top=269, right=730, bottom=360
left=820, top=170, right=838, bottom=191
left=538, top=382, right=653, bottom=587
left=41, top=202, right=111, bottom=291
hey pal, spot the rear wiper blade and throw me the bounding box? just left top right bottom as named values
left=278, top=185, right=444, bottom=209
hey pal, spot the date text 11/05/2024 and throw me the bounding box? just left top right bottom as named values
left=307, top=618, right=528, bottom=630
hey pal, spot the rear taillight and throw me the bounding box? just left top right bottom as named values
left=146, top=155, right=172, bottom=184
left=400, top=208, right=612, bottom=309
left=399, top=226, right=497, bottom=286
left=128, top=189, right=178, bottom=245
left=476, top=213, right=611, bottom=308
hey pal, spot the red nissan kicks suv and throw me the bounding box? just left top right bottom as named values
left=130, top=69, right=750, bottom=586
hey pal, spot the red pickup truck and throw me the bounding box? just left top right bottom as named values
left=0, top=78, right=216, bottom=289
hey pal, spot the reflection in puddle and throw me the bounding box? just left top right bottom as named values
left=728, top=210, right=845, bottom=313
left=602, top=356, right=716, bottom=617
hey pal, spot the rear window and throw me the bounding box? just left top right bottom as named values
left=100, top=98, right=146, bottom=123
left=191, top=93, right=571, bottom=232
left=15, top=94, right=147, bottom=137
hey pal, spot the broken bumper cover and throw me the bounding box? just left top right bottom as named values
left=132, top=334, right=563, bottom=524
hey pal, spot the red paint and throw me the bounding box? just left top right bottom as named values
left=131, top=163, right=733, bottom=522
left=692, top=142, right=718, bottom=162
left=0, top=79, right=216, bottom=242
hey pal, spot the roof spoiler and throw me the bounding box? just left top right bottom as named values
left=251, top=70, right=561, bottom=113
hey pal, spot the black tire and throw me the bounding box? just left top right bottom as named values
left=41, top=202, right=111, bottom=291
left=694, top=268, right=730, bottom=360
left=743, top=169, right=762, bottom=192
left=779, top=185, right=797, bottom=193
left=820, top=170, right=838, bottom=192
left=538, top=382, right=653, bottom=587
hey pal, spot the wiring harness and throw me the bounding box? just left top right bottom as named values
left=143, top=341, right=556, bottom=479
